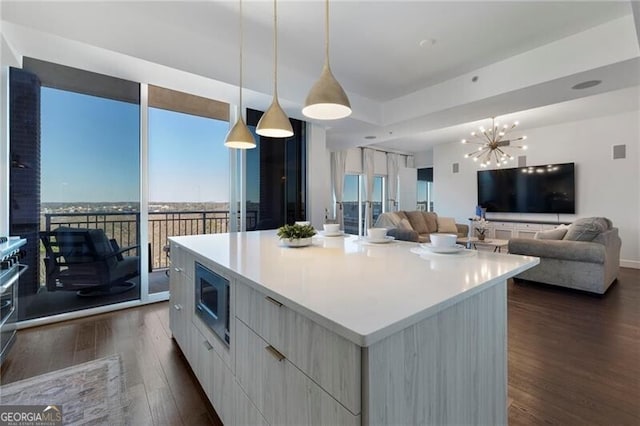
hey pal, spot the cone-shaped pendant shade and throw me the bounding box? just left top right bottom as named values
left=257, top=97, right=293, bottom=137
left=224, top=0, right=256, bottom=150
left=303, top=64, right=351, bottom=120
left=224, top=117, right=256, bottom=149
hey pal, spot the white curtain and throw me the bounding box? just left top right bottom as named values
left=406, top=154, right=415, bottom=168
left=363, top=148, right=376, bottom=232
left=330, top=151, right=347, bottom=229
left=386, top=153, right=399, bottom=211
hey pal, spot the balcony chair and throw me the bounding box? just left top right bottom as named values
left=40, top=227, right=139, bottom=297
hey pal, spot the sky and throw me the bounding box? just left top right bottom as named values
left=41, top=87, right=230, bottom=203
left=343, top=175, right=384, bottom=202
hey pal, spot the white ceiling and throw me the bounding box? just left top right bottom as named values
left=2, top=1, right=639, bottom=152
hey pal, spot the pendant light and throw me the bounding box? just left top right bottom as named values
left=256, top=0, right=293, bottom=137
left=224, top=0, right=256, bottom=149
left=302, top=0, right=351, bottom=120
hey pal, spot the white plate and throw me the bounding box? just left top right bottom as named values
left=366, top=236, right=395, bottom=244
left=419, top=243, right=465, bottom=254
left=318, top=230, right=345, bottom=237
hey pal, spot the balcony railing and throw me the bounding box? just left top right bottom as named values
left=43, top=210, right=257, bottom=270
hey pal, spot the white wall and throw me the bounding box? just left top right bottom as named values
left=307, top=124, right=331, bottom=229
left=414, top=149, right=433, bottom=168
left=433, top=110, right=640, bottom=267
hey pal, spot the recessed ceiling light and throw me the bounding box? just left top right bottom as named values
left=419, top=38, right=437, bottom=48
left=364, top=135, right=377, bottom=140
left=571, top=80, right=602, bottom=90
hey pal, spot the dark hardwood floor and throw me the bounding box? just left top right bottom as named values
left=1, top=268, right=638, bottom=425
left=508, top=267, right=640, bottom=425
left=0, top=301, right=221, bottom=426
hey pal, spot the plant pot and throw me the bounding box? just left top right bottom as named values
left=281, top=237, right=312, bottom=247
left=477, top=233, right=486, bottom=241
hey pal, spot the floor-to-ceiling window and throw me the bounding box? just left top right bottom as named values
left=147, top=86, right=230, bottom=294
left=343, top=175, right=361, bottom=235
left=245, top=108, right=306, bottom=229
left=343, top=174, right=385, bottom=235
left=417, top=167, right=433, bottom=211
left=11, top=59, right=141, bottom=321
left=371, top=176, right=385, bottom=223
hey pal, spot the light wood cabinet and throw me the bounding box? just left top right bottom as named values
left=235, top=320, right=360, bottom=425
left=191, top=322, right=234, bottom=425
left=235, top=281, right=361, bottom=414
left=234, top=383, right=269, bottom=426
left=169, top=244, right=188, bottom=354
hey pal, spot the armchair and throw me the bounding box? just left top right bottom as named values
left=40, top=227, right=139, bottom=296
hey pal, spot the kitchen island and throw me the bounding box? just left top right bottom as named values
left=169, top=230, right=538, bottom=425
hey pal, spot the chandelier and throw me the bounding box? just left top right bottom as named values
left=461, top=117, right=528, bottom=167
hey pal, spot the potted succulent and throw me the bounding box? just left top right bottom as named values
left=277, top=223, right=316, bottom=247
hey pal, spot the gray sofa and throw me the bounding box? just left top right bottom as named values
left=508, top=217, right=621, bottom=294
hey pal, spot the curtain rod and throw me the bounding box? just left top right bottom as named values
left=359, top=146, right=414, bottom=157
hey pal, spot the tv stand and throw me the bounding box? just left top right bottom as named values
left=474, top=218, right=570, bottom=240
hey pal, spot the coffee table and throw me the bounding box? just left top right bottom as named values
left=457, top=237, right=509, bottom=253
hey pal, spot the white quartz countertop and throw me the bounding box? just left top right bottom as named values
left=171, top=231, right=538, bottom=347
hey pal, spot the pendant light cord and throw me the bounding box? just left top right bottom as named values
left=239, top=0, right=244, bottom=114
left=273, top=0, right=278, bottom=96
left=325, top=0, right=330, bottom=67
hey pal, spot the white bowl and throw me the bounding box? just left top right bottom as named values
left=429, top=233, right=457, bottom=248
left=323, top=223, right=340, bottom=233
left=294, top=221, right=311, bottom=226
left=367, top=227, right=388, bottom=241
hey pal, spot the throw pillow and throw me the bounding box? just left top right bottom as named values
left=422, top=212, right=439, bottom=233
left=437, top=217, right=458, bottom=233
left=534, top=228, right=568, bottom=240
left=395, top=211, right=409, bottom=221
left=563, top=217, right=611, bottom=242
left=397, top=218, right=413, bottom=231
left=406, top=211, right=429, bottom=234
left=386, top=212, right=402, bottom=227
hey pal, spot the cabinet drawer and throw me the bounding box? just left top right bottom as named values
left=235, top=281, right=361, bottom=414
left=234, top=380, right=269, bottom=426
left=235, top=320, right=360, bottom=426
left=490, top=222, right=514, bottom=229
left=191, top=323, right=234, bottom=425
left=518, top=223, right=543, bottom=231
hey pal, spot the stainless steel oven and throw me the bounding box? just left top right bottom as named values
left=0, top=237, right=27, bottom=365
left=194, top=262, right=230, bottom=346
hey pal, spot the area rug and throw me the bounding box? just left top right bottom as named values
left=0, top=354, right=129, bottom=425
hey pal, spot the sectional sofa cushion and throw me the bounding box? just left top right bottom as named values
left=397, top=218, right=413, bottom=230
left=437, top=217, right=458, bottom=233
left=564, top=217, right=612, bottom=242
left=422, top=212, right=439, bottom=233
left=395, top=211, right=409, bottom=221
left=534, top=227, right=568, bottom=240
left=406, top=211, right=429, bottom=234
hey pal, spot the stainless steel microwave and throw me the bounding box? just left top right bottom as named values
left=194, top=262, right=230, bottom=346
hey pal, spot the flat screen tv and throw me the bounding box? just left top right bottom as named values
left=477, top=163, right=575, bottom=214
